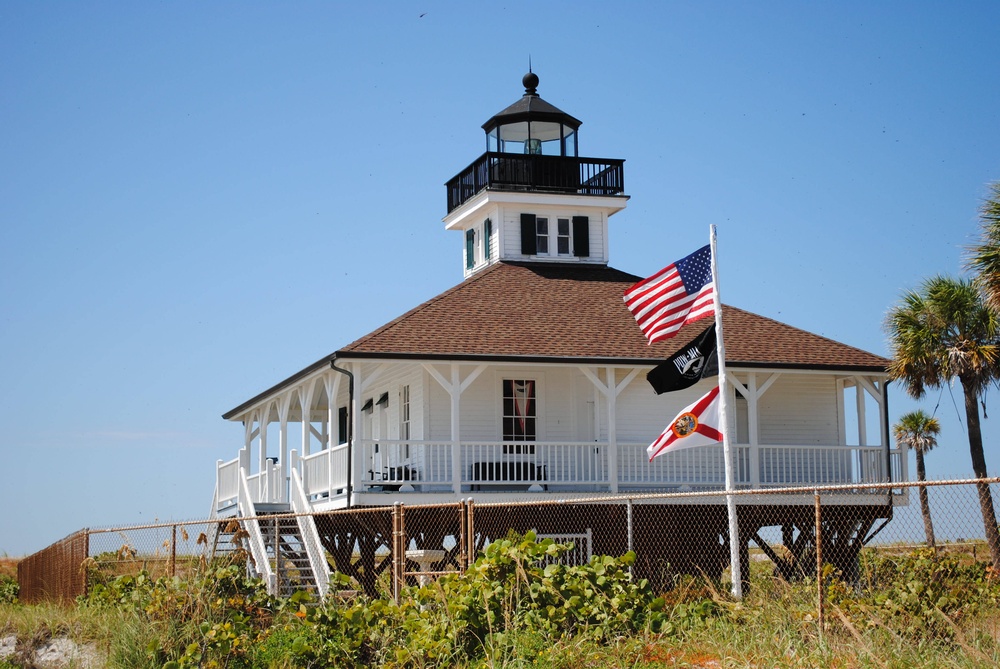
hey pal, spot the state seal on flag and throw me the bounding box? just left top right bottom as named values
left=671, top=412, right=697, bottom=438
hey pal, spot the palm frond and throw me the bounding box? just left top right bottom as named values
left=884, top=275, right=1000, bottom=399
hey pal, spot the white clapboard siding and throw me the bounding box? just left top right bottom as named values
left=758, top=375, right=840, bottom=445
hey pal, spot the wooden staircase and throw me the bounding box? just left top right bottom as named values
left=211, top=505, right=322, bottom=598
left=209, top=466, right=330, bottom=599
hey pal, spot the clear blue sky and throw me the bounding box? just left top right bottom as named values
left=2, top=2, right=998, bottom=556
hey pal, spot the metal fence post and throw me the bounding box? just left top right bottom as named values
left=459, top=500, right=468, bottom=571
left=392, top=503, right=405, bottom=603
left=81, top=529, right=90, bottom=600
left=814, top=489, right=824, bottom=637
left=273, top=516, right=280, bottom=595
left=626, top=497, right=634, bottom=553
left=467, top=498, right=476, bottom=566
left=170, top=525, right=177, bottom=578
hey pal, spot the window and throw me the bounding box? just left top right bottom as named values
left=502, top=379, right=536, bottom=454
left=466, top=229, right=476, bottom=269
left=399, top=386, right=410, bottom=440
left=483, top=218, right=492, bottom=263
left=338, top=407, right=348, bottom=445
left=735, top=394, right=749, bottom=444
left=557, top=218, right=571, bottom=255
left=535, top=218, right=549, bottom=255
left=521, top=213, right=589, bottom=258
left=399, top=385, right=410, bottom=458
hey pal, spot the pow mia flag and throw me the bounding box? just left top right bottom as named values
left=646, top=324, right=719, bottom=394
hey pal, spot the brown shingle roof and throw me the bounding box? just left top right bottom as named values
left=338, top=261, right=888, bottom=370
left=224, top=261, right=887, bottom=419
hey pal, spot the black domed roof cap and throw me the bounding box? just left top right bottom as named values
left=482, top=71, right=582, bottom=133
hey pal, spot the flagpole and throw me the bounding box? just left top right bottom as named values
left=710, top=224, right=743, bottom=599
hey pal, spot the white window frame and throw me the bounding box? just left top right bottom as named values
left=482, top=218, right=492, bottom=264
left=399, top=384, right=411, bottom=459
left=556, top=217, right=572, bottom=256
left=535, top=217, right=550, bottom=255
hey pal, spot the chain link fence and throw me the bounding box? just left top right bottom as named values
left=17, top=478, right=1000, bottom=610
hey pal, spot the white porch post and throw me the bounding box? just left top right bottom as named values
left=278, top=396, right=291, bottom=470
left=352, top=363, right=365, bottom=496
left=450, top=364, right=462, bottom=494
left=836, top=379, right=848, bottom=447
left=730, top=372, right=778, bottom=489
left=877, top=378, right=892, bottom=479
left=605, top=367, right=619, bottom=494
left=278, top=396, right=292, bottom=502
left=856, top=375, right=890, bottom=481
left=326, top=373, right=341, bottom=449
left=855, top=382, right=868, bottom=447
left=747, top=372, right=760, bottom=488
left=355, top=363, right=390, bottom=491
left=579, top=365, right=638, bottom=494
left=423, top=363, right=487, bottom=496
left=258, top=408, right=268, bottom=474
left=747, top=373, right=760, bottom=488
left=243, top=418, right=255, bottom=472
left=300, top=384, right=315, bottom=457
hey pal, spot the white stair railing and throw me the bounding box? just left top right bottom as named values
left=237, top=466, right=277, bottom=595
left=215, top=449, right=246, bottom=512
left=290, top=466, right=330, bottom=599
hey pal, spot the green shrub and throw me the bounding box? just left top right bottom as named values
left=830, top=547, right=1000, bottom=640
left=292, top=532, right=665, bottom=668
left=0, top=575, right=17, bottom=605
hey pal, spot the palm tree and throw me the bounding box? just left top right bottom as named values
left=885, top=276, right=1000, bottom=570
left=966, top=181, right=1000, bottom=310
left=893, top=411, right=941, bottom=548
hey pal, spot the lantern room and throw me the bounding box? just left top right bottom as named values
left=483, top=71, right=581, bottom=157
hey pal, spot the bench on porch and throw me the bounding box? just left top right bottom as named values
left=368, top=466, right=419, bottom=492
left=471, top=461, right=547, bottom=491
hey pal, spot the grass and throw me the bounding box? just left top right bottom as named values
left=3, top=545, right=1000, bottom=668
left=0, top=559, right=16, bottom=582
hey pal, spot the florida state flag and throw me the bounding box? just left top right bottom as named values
left=647, top=385, right=723, bottom=461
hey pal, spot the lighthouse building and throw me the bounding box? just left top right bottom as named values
left=210, top=73, right=899, bottom=595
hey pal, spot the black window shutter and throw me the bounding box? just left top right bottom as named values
left=520, top=213, right=537, bottom=255
left=572, top=216, right=590, bottom=257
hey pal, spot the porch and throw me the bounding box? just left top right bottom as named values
left=214, top=438, right=905, bottom=514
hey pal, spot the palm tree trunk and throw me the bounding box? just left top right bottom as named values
left=915, top=450, right=936, bottom=548
left=962, top=381, right=1000, bottom=569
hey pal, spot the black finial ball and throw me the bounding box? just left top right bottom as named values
left=522, top=71, right=539, bottom=94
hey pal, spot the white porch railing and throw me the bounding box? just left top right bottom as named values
left=300, top=444, right=350, bottom=501
left=618, top=443, right=751, bottom=488
left=359, top=440, right=454, bottom=488
left=216, top=440, right=907, bottom=505
left=757, top=444, right=901, bottom=487
left=215, top=447, right=249, bottom=510
left=354, top=440, right=903, bottom=491
left=245, top=458, right=285, bottom=505
left=237, top=467, right=276, bottom=592
left=461, top=441, right=608, bottom=489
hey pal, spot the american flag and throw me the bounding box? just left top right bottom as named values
left=623, top=245, right=714, bottom=344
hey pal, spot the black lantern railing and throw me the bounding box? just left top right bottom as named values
left=446, top=152, right=625, bottom=213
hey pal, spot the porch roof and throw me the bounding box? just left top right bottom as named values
left=223, top=262, right=888, bottom=419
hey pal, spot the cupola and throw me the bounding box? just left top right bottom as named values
left=482, top=71, right=581, bottom=157
left=444, top=72, right=629, bottom=278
